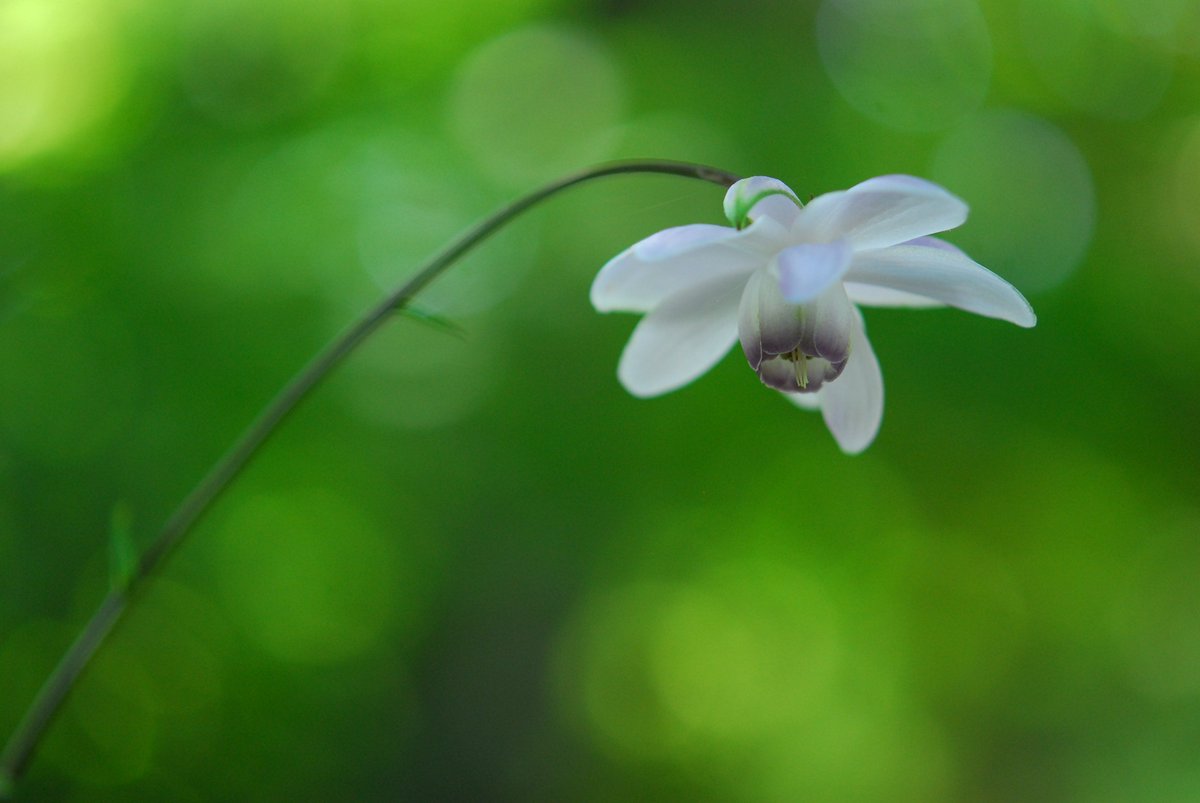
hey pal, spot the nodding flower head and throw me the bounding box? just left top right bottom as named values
left=590, top=174, right=1036, bottom=453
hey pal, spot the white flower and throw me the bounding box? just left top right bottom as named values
left=590, top=174, right=1036, bottom=454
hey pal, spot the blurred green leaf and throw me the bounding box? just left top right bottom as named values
left=108, top=502, right=136, bottom=592
left=397, top=304, right=466, bottom=339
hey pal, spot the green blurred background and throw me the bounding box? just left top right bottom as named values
left=2, top=0, right=1199, bottom=799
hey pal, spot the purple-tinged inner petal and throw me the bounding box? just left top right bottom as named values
left=775, top=240, right=853, bottom=303
left=757, top=354, right=845, bottom=393
left=756, top=266, right=808, bottom=357
left=738, top=268, right=856, bottom=393
left=798, top=284, right=856, bottom=363
left=737, top=269, right=765, bottom=369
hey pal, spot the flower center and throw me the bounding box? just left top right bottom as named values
left=785, top=347, right=811, bottom=389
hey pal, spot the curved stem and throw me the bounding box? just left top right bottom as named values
left=0, top=159, right=740, bottom=797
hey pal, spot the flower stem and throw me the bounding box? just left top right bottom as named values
left=0, top=159, right=740, bottom=797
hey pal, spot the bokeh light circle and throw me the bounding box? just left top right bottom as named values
left=211, top=489, right=405, bottom=665
left=816, top=0, right=992, bottom=132
left=564, top=582, right=687, bottom=760
left=342, top=315, right=506, bottom=430
left=930, top=109, right=1095, bottom=294
left=0, top=0, right=130, bottom=169
left=560, top=562, right=843, bottom=760
left=647, top=566, right=841, bottom=743
left=448, top=25, right=625, bottom=186
left=1091, top=0, right=1197, bottom=44
left=209, top=124, right=534, bottom=325
left=359, top=0, right=560, bottom=84
left=1113, top=511, right=1200, bottom=700
left=180, top=0, right=349, bottom=128
left=352, top=133, right=536, bottom=318
left=56, top=644, right=159, bottom=786
left=1019, top=0, right=1174, bottom=120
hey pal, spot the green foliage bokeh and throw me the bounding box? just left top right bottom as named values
left=2, top=0, right=1200, bottom=799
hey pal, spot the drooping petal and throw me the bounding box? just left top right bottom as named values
left=784, top=389, right=821, bottom=410
left=844, top=244, right=1037, bottom=327
left=591, top=223, right=773, bottom=314
left=797, top=175, right=968, bottom=250
left=904, top=235, right=966, bottom=255
left=843, top=238, right=957, bottom=307
left=844, top=282, right=943, bottom=308
left=775, top=239, right=853, bottom=303
left=616, top=273, right=745, bottom=398
left=818, top=319, right=884, bottom=454
left=723, top=176, right=803, bottom=228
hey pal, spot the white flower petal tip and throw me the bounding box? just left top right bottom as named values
left=777, top=317, right=882, bottom=454
left=593, top=172, right=1034, bottom=454
left=820, top=323, right=884, bottom=454
left=615, top=273, right=744, bottom=398
left=845, top=244, right=1037, bottom=328
left=1007, top=296, right=1037, bottom=329
left=723, top=176, right=802, bottom=229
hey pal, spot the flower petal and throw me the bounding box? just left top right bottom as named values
left=758, top=356, right=804, bottom=393
left=724, top=176, right=802, bottom=228
left=591, top=222, right=777, bottom=313
left=819, top=320, right=884, bottom=454
left=784, top=390, right=821, bottom=410
left=755, top=264, right=807, bottom=357
left=737, top=268, right=766, bottom=369
left=845, top=244, right=1037, bottom=327
left=799, top=175, right=968, bottom=250
left=799, top=282, right=856, bottom=363
left=616, top=273, right=744, bottom=398
left=775, top=239, right=853, bottom=303
left=844, top=282, right=943, bottom=308
left=904, top=235, right=966, bottom=255
left=738, top=265, right=806, bottom=364
left=843, top=239, right=958, bottom=307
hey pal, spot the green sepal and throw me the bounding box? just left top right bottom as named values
left=726, top=188, right=803, bottom=230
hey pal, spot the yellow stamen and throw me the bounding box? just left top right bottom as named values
left=792, top=349, right=809, bottom=389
